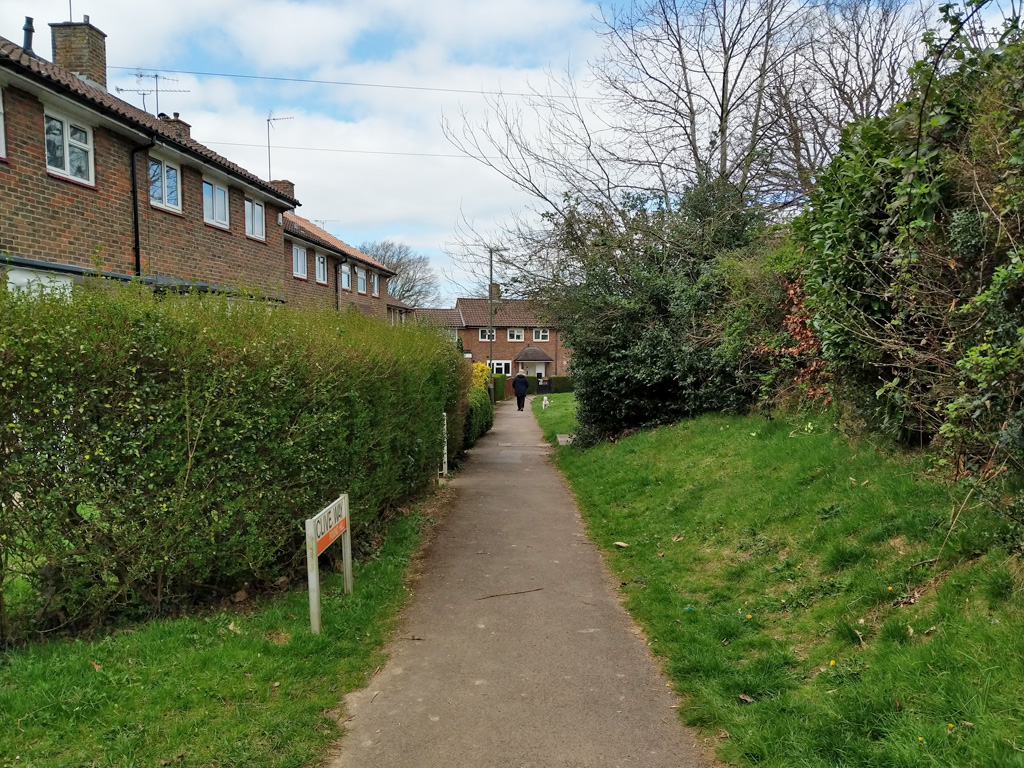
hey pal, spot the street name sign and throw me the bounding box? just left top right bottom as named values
left=305, top=494, right=353, bottom=635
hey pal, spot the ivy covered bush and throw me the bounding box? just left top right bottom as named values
left=0, top=284, right=468, bottom=638
left=800, top=15, right=1024, bottom=473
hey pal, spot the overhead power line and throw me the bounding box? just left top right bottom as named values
left=109, top=66, right=600, bottom=100
left=200, top=139, right=494, bottom=160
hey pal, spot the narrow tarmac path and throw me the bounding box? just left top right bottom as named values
left=332, top=399, right=714, bottom=768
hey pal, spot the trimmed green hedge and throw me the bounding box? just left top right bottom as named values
left=463, top=388, right=494, bottom=449
left=0, top=284, right=469, bottom=637
left=492, top=373, right=508, bottom=400
left=549, top=376, right=573, bottom=393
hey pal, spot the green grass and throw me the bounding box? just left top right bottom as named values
left=534, top=394, right=1024, bottom=768
left=0, top=509, right=427, bottom=768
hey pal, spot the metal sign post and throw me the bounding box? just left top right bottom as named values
left=304, top=493, right=352, bottom=635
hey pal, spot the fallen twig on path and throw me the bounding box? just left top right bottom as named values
left=476, top=587, right=544, bottom=601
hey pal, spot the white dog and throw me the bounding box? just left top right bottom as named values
left=542, top=396, right=550, bottom=410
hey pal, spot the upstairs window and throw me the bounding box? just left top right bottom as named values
left=203, top=180, right=229, bottom=227
left=315, top=254, right=328, bottom=284
left=479, top=328, right=496, bottom=342
left=533, top=328, right=550, bottom=342
left=370, top=273, right=379, bottom=296
left=356, top=267, right=367, bottom=294
left=148, top=157, right=180, bottom=211
left=340, top=263, right=351, bottom=290
left=508, top=328, right=524, bottom=342
left=244, top=198, right=265, bottom=239
left=44, top=111, right=93, bottom=184
left=292, top=245, right=307, bottom=278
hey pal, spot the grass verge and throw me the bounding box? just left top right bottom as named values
left=1, top=502, right=438, bottom=768
left=534, top=394, right=1024, bottom=768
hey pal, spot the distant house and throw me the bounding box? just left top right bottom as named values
left=0, top=15, right=405, bottom=321
left=419, top=295, right=570, bottom=378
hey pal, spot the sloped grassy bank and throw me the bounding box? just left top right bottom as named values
left=535, top=394, right=1024, bottom=768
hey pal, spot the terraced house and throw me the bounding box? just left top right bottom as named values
left=419, top=295, right=570, bottom=379
left=0, top=15, right=401, bottom=319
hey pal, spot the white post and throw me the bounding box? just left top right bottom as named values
left=441, top=411, right=449, bottom=478
left=342, top=496, right=353, bottom=595
left=305, top=517, right=322, bottom=635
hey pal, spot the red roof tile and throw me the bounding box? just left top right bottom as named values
left=416, top=308, right=465, bottom=327
left=0, top=36, right=298, bottom=206
left=454, top=298, right=553, bottom=328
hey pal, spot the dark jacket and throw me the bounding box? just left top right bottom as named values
left=512, top=374, right=530, bottom=396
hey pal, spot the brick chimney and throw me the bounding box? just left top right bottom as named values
left=269, top=179, right=295, bottom=199
left=160, top=112, right=191, bottom=140
left=50, top=17, right=107, bottom=90
left=489, top=283, right=501, bottom=299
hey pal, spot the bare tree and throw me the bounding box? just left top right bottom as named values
left=358, top=240, right=441, bottom=308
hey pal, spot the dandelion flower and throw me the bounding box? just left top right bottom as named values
left=829, top=660, right=835, bottom=666
left=948, top=724, right=954, bottom=729
left=919, top=737, right=924, bottom=742
left=888, top=586, right=893, bottom=591
left=746, top=614, right=752, bottom=619
left=797, top=564, right=802, bottom=569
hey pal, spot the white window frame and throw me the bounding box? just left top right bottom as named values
left=339, top=263, right=351, bottom=290
left=202, top=178, right=230, bottom=228
left=489, top=360, right=512, bottom=376
left=43, top=110, right=94, bottom=184
left=148, top=155, right=181, bottom=212
left=244, top=198, right=265, bottom=240
left=507, top=328, right=524, bottom=342
left=0, top=88, right=6, bottom=159
left=370, top=272, right=379, bottom=297
left=292, top=245, right=307, bottom=279
left=315, top=254, right=328, bottom=285
left=479, top=328, right=496, bottom=342
left=533, top=328, right=550, bottom=342
left=356, top=267, right=367, bottom=294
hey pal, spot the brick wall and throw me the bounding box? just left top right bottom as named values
left=282, top=238, right=391, bottom=316
left=458, top=327, right=571, bottom=375
left=0, top=85, right=135, bottom=274
left=0, top=83, right=393, bottom=314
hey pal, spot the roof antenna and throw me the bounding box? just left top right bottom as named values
left=115, top=71, right=189, bottom=114
left=267, top=112, right=294, bottom=178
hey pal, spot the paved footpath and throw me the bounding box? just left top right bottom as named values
left=332, top=399, right=713, bottom=768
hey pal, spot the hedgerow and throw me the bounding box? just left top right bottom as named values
left=0, top=283, right=469, bottom=639
left=800, top=14, right=1024, bottom=478
left=463, top=379, right=495, bottom=449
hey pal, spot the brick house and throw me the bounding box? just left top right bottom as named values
left=419, top=296, right=571, bottom=378
left=0, top=16, right=402, bottom=320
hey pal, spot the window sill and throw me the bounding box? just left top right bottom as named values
left=150, top=201, right=184, bottom=217
left=246, top=233, right=266, bottom=243
left=293, top=275, right=308, bottom=281
left=357, top=290, right=367, bottom=295
left=204, top=220, right=231, bottom=233
left=315, top=280, right=328, bottom=286
left=47, top=170, right=95, bottom=189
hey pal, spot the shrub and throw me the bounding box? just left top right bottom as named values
left=463, top=387, right=494, bottom=449
left=492, top=373, right=508, bottom=400
left=0, top=284, right=469, bottom=638
left=470, top=361, right=491, bottom=391
left=549, top=376, right=574, bottom=394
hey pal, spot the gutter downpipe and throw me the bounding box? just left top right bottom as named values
left=130, top=137, right=156, bottom=277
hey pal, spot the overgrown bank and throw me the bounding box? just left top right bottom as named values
left=536, top=394, right=1024, bottom=768
left=0, top=284, right=468, bottom=640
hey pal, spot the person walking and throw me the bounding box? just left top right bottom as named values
left=512, top=370, right=530, bottom=411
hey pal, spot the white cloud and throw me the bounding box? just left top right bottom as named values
left=1, top=0, right=606, bottom=304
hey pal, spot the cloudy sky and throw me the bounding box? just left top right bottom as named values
left=1, top=0, right=612, bottom=302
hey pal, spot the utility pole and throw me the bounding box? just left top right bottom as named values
left=487, top=246, right=507, bottom=403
